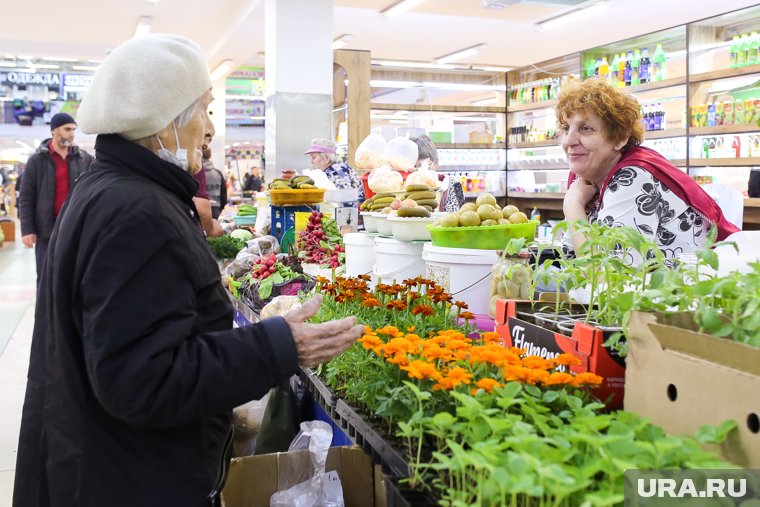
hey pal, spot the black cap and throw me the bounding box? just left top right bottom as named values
left=50, top=113, right=76, bottom=131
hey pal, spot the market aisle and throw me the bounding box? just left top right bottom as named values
left=0, top=237, right=36, bottom=506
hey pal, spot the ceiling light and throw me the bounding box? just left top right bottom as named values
left=435, top=43, right=486, bottom=64
left=88, top=59, right=102, bottom=64
left=33, top=64, right=60, bottom=69
left=472, top=98, right=498, bottom=106
left=474, top=65, right=512, bottom=72
left=332, top=34, right=353, bottom=50
left=4, top=55, right=14, bottom=59
left=381, top=0, right=427, bottom=18
left=134, top=16, right=152, bottom=38
left=211, top=59, right=235, bottom=81
left=145, top=0, right=160, bottom=4
left=43, top=56, right=77, bottom=62
left=0, top=62, right=17, bottom=68
left=72, top=65, right=99, bottom=71
left=537, top=1, right=608, bottom=30
left=389, top=119, right=408, bottom=124
left=17, top=55, right=32, bottom=60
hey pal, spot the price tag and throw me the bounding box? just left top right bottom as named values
left=322, top=471, right=344, bottom=503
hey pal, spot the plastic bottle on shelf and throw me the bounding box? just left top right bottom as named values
left=738, top=34, right=749, bottom=67
left=640, top=48, right=651, bottom=84
left=707, top=102, right=716, bottom=127
left=586, top=58, right=596, bottom=79
left=729, top=35, right=741, bottom=68
left=749, top=31, right=759, bottom=66
left=656, top=103, right=665, bottom=130
left=735, top=98, right=746, bottom=124
left=630, top=49, right=641, bottom=86
left=594, top=58, right=601, bottom=78
left=610, top=53, right=620, bottom=86
left=617, top=52, right=627, bottom=87
left=723, top=100, right=734, bottom=126
left=599, top=56, right=610, bottom=82
left=624, top=50, right=633, bottom=86
left=716, top=101, right=724, bottom=126
left=652, top=43, right=666, bottom=82
left=530, top=207, right=542, bottom=223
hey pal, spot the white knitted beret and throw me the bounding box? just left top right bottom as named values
left=78, top=34, right=212, bottom=140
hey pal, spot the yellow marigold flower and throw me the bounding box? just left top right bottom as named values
left=432, top=377, right=456, bottom=391
left=571, top=372, right=603, bottom=387
left=420, top=343, right=454, bottom=363
left=553, top=353, right=582, bottom=367
left=407, top=326, right=415, bottom=333
left=543, top=372, right=575, bottom=386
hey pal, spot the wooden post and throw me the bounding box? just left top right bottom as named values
left=334, top=49, right=370, bottom=170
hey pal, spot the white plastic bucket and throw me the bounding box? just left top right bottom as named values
left=344, top=232, right=377, bottom=282
left=373, top=237, right=426, bottom=283
left=422, top=244, right=499, bottom=315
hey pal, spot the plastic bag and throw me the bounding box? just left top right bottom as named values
left=270, top=421, right=344, bottom=507
left=403, top=166, right=440, bottom=190
left=260, top=295, right=302, bottom=319
left=387, top=136, right=418, bottom=172
left=489, top=250, right=533, bottom=318
left=354, top=131, right=388, bottom=171
left=367, top=165, right=404, bottom=193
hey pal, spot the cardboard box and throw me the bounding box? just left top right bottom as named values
left=0, top=219, right=15, bottom=242
left=494, top=299, right=626, bottom=409
left=222, top=446, right=386, bottom=507
left=625, top=311, right=760, bottom=468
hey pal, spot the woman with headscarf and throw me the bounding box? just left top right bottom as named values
left=305, top=137, right=364, bottom=207
left=13, top=34, right=363, bottom=507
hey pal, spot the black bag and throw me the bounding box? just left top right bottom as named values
left=254, top=375, right=308, bottom=455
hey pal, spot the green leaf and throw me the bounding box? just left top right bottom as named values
left=696, top=420, right=738, bottom=445
left=696, top=248, right=719, bottom=271
left=258, top=278, right=274, bottom=300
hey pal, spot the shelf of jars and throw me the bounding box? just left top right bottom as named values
left=507, top=191, right=566, bottom=199
left=436, top=143, right=506, bottom=149
left=508, top=99, right=558, bottom=113
left=645, top=128, right=688, bottom=140
left=510, top=139, right=561, bottom=149
left=690, top=125, right=760, bottom=136
left=370, top=103, right=504, bottom=113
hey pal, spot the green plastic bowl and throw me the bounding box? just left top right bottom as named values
left=426, top=220, right=539, bottom=250
left=233, top=214, right=258, bottom=226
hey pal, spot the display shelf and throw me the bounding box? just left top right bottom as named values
left=627, top=77, right=687, bottom=94
left=437, top=143, right=506, bottom=149
left=669, top=159, right=687, bottom=167
left=507, top=99, right=558, bottom=113
left=510, top=139, right=561, bottom=149
left=645, top=128, right=688, bottom=140
left=689, top=63, right=760, bottom=85
left=370, top=103, right=504, bottom=113
left=439, top=167, right=506, bottom=172
left=508, top=164, right=568, bottom=171
left=744, top=198, right=760, bottom=227
left=690, top=125, right=760, bottom=137
left=689, top=157, right=760, bottom=167
left=463, top=190, right=506, bottom=198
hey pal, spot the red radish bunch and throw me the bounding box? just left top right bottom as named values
left=251, top=253, right=278, bottom=280
left=298, top=211, right=330, bottom=264
left=326, top=244, right=344, bottom=269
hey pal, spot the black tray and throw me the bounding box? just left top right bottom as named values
left=297, top=367, right=339, bottom=418
left=384, top=476, right=439, bottom=507
left=335, top=399, right=411, bottom=478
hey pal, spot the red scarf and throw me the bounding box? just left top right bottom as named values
left=568, top=146, right=740, bottom=240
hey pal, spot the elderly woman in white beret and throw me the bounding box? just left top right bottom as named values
left=13, top=34, right=363, bottom=507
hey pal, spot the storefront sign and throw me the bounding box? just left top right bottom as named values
left=0, top=71, right=60, bottom=88
left=61, top=73, right=94, bottom=93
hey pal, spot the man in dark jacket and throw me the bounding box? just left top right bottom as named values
left=18, top=112, right=94, bottom=278
left=13, top=34, right=362, bottom=507
left=203, top=146, right=228, bottom=218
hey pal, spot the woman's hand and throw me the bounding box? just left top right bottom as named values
left=284, top=294, right=364, bottom=367
left=563, top=177, right=598, bottom=221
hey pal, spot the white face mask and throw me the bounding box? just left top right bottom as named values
left=155, top=122, right=188, bottom=171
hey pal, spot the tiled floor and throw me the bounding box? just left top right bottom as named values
left=0, top=236, right=36, bottom=506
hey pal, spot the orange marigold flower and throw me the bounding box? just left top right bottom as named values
left=403, top=279, right=419, bottom=287
left=386, top=353, right=409, bottom=367
left=553, top=353, right=582, bottom=368
left=454, top=301, right=469, bottom=310
left=432, top=377, right=455, bottom=391
left=460, top=311, right=476, bottom=321
left=571, top=372, right=603, bottom=387
left=526, top=369, right=550, bottom=385
left=434, top=293, right=454, bottom=304
left=420, top=343, right=454, bottom=363
left=407, top=326, right=415, bottom=333
left=362, top=298, right=381, bottom=308
left=543, top=372, right=575, bottom=387
left=446, top=366, right=473, bottom=386
left=521, top=356, right=553, bottom=371
left=359, top=335, right=383, bottom=351
left=481, top=332, right=500, bottom=345
left=400, top=360, right=440, bottom=381
left=473, top=378, right=502, bottom=394
left=358, top=274, right=371, bottom=281
left=412, top=304, right=435, bottom=317
left=445, top=339, right=472, bottom=351
left=315, top=276, right=330, bottom=285
left=386, top=300, right=407, bottom=311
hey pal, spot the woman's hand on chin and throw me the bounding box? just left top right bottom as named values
left=563, top=177, right=598, bottom=219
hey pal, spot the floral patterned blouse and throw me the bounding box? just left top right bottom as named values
left=587, top=166, right=713, bottom=265
left=325, top=161, right=365, bottom=207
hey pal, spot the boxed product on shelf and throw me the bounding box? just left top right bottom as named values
left=494, top=299, right=626, bottom=410
left=625, top=311, right=760, bottom=468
